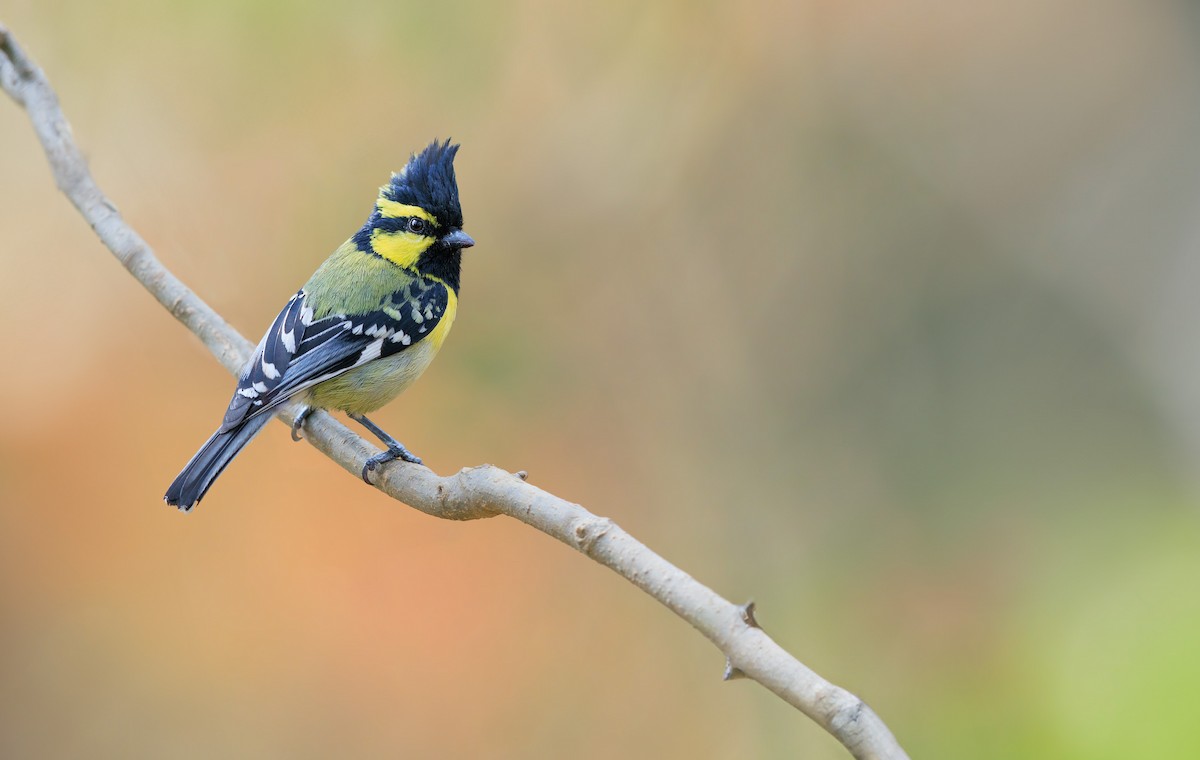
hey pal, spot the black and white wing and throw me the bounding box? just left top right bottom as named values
left=219, top=282, right=449, bottom=431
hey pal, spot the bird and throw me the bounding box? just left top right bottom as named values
left=164, top=139, right=474, bottom=511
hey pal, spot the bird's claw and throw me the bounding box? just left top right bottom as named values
left=361, top=446, right=423, bottom=484
left=291, top=407, right=313, bottom=442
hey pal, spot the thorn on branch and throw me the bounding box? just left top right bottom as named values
left=739, top=600, right=760, bottom=629
left=722, top=602, right=760, bottom=680
left=723, top=658, right=747, bottom=681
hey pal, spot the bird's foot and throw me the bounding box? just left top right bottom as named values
left=291, top=406, right=313, bottom=442
left=361, top=445, right=423, bottom=484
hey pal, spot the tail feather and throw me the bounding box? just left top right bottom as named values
left=164, top=414, right=273, bottom=511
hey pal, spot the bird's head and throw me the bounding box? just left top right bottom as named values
left=354, top=139, right=474, bottom=289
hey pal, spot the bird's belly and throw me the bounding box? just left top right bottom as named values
left=307, top=341, right=438, bottom=415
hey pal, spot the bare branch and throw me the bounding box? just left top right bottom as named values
left=0, top=25, right=909, bottom=760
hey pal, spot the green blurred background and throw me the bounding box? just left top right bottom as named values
left=3, top=1, right=1200, bottom=757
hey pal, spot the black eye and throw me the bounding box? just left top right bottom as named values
left=406, top=217, right=427, bottom=234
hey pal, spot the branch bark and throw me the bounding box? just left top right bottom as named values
left=0, top=25, right=909, bottom=760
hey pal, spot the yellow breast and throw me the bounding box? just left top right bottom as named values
left=306, top=286, right=457, bottom=415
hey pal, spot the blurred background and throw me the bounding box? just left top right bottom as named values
left=2, top=1, right=1199, bottom=757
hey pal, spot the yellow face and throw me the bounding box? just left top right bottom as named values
left=368, top=199, right=439, bottom=269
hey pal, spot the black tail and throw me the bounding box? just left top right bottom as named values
left=164, top=414, right=273, bottom=511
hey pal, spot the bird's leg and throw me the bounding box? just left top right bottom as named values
left=348, top=413, right=423, bottom=482
left=290, top=405, right=314, bottom=442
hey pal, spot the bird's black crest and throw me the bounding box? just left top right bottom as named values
left=383, top=139, right=463, bottom=228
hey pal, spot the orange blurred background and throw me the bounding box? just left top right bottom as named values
left=3, top=1, right=1200, bottom=757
